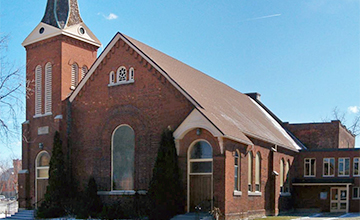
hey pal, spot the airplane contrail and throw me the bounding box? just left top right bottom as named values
left=244, top=14, right=282, bottom=21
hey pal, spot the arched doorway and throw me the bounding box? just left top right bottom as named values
left=188, top=140, right=213, bottom=212
left=35, top=151, right=50, bottom=206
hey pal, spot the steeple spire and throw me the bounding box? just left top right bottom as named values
left=41, top=0, right=83, bottom=29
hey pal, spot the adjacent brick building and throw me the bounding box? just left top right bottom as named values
left=18, top=0, right=359, bottom=219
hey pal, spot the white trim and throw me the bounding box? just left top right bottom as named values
left=18, top=170, right=29, bottom=174
left=353, top=157, right=360, bottom=177
left=108, top=80, right=134, bottom=87
left=33, top=112, right=53, bottom=118
left=338, top=158, right=350, bottom=177
left=233, top=190, right=242, bottom=196
left=187, top=139, right=213, bottom=213
left=323, top=158, right=335, bottom=177
left=353, top=187, right=360, bottom=200
left=248, top=191, right=262, bottom=196
left=97, top=190, right=136, bottom=196
left=54, top=115, right=63, bottom=120
left=292, top=183, right=352, bottom=186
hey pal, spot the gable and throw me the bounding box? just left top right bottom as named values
left=70, top=32, right=302, bottom=152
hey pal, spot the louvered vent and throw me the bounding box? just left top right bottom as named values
left=35, top=65, right=42, bottom=115
left=45, top=62, right=52, bottom=114
left=71, top=63, right=79, bottom=89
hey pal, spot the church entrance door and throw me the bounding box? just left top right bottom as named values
left=35, top=151, right=50, bottom=207
left=188, top=140, right=213, bottom=212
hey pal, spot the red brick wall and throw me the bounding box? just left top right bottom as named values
left=20, top=35, right=98, bottom=208
left=284, top=121, right=355, bottom=150
left=70, top=38, right=194, bottom=194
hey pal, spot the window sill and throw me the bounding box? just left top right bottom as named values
left=97, top=190, right=148, bottom=196
left=323, top=175, right=335, bottom=177
left=304, top=176, right=316, bottom=178
left=280, top=192, right=291, bottom=197
left=338, top=175, right=350, bottom=177
left=108, top=80, right=134, bottom=87
left=352, top=198, right=360, bottom=200
left=248, top=191, right=262, bottom=196
left=33, top=112, right=52, bottom=118
left=233, top=190, right=242, bottom=196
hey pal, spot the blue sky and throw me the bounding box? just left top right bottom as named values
left=0, top=0, right=359, bottom=161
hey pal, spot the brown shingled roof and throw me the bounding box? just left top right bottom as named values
left=70, top=32, right=301, bottom=151
left=123, top=34, right=301, bottom=151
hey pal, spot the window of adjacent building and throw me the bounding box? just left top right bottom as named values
left=255, top=153, right=261, bottom=192
left=189, top=141, right=213, bottom=174
left=354, top=158, right=359, bottom=176
left=112, top=125, right=135, bottom=191
left=117, top=66, right=127, bottom=82
left=304, top=158, right=316, bottom=177
left=248, top=151, right=253, bottom=191
left=71, top=63, right=79, bottom=89
left=81, top=65, right=88, bottom=79
left=353, top=187, right=360, bottom=199
left=338, top=158, right=350, bottom=176
left=234, top=151, right=240, bottom=191
left=44, top=62, right=52, bottom=114
left=35, top=65, right=42, bottom=115
left=323, top=158, right=335, bottom=177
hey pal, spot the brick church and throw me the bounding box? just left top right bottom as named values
left=18, top=0, right=360, bottom=219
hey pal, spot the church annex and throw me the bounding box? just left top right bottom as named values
left=18, top=1, right=360, bottom=219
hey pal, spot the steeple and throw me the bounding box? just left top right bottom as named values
left=22, top=0, right=101, bottom=47
left=41, top=0, right=83, bottom=29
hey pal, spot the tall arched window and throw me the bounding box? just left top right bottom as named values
left=44, top=62, right=52, bottom=114
left=109, top=71, right=115, bottom=84
left=117, top=66, right=127, bottom=82
left=280, top=159, right=284, bottom=193
left=112, top=125, right=135, bottom=191
left=234, top=151, right=240, bottom=191
left=81, top=66, right=88, bottom=79
left=71, top=63, right=79, bottom=89
left=36, top=151, right=50, bottom=204
left=189, top=141, right=213, bottom=173
left=284, top=160, right=290, bottom=193
left=129, top=67, right=134, bottom=81
left=255, top=152, right=261, bottom=192
left=35, top=65, right=42, bottom=115
left=248, top=151, right=253, bottom=191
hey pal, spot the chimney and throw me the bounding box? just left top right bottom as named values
left=245, top=92, right=261, bottom=101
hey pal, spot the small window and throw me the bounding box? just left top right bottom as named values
left=248, top=151, right=253, bottom=192
left=323, top=158, right=335, bottom=177
left=255, top=153, right=261, bottom=192
left=280, top=159, right=284, bottom=192
left=71, top=63, right=79, bottom=89
left=354, top=158, right=359, bottom=176
left=109, top=71, right=115, bottom=84
left=81, top=66, right=88, bottom=79
left=284, top=161, right=290, bottom=193
left=339, top=158, right=350, bottom=176
left=44, top=62, right=52, bottom=114
left=234, top=151, right=240, bottom=191
left=353, top=187, right=360, bottom=199
left=304, top=158, right=316, bottom=177
left=35, top=65, right=42, bottom=115
left=117, top=66, right=127, bottom=82
left=129, top=67, right=134, bottom=81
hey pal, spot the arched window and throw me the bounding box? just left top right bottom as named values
left=280, top=159, right=284, bottom=192
left=117, top=66, right=127, bottom=82
left=189, top=141, right=212, bottom=173
left=81, top=66, right=88, bottom=79
left=109, top=71, right=115, bottom=84
left=44, top=62, right=52, bottom=114
left=284, top=160, right=290, bottom=193
left=248, top=151, right=253, bottom=191
left=112, top=125, right=135, bottom=191
left=71, top=63, right=79, bottom=89
left=129, top=67, right=134, bottom=81
left=255, top=152, right=261, bottom=192
left=36, top=151, right=50, bottom=178
left=234, top=151, right=240, bottom=191
left=35, top=65, right=42, bottom=115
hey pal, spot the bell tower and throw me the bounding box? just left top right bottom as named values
left=19, top=0, right=101, bottom=208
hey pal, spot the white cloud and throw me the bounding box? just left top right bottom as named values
left=105, top=13, right=118, bottom=20
left=348, top=106, right=360, bottom=114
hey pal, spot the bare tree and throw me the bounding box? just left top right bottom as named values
left=0, top=34, right=26, bottom=144
left=331, top=106, right=360, bottom=136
